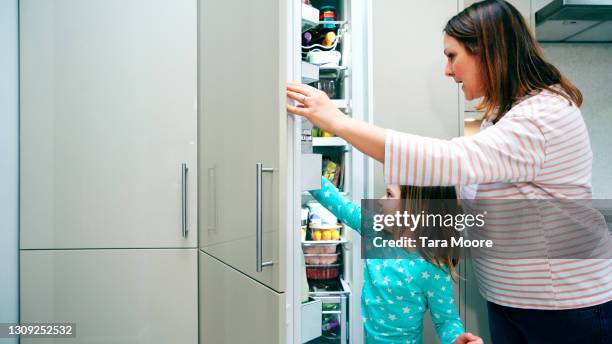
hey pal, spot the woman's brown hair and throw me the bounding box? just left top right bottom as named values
left=395, top=186, right=462, bottom=281
left=444, top=0, right=582, bottom=123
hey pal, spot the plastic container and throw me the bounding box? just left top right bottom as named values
left=309, top=225, right=341, bottom=241
left=306, top=264, right=340, bottom=280
left=304, top=252, right=340, bottom=265
left=302, top=245, right=338, bottom=254
left=319, top=6, right=337, bottom=29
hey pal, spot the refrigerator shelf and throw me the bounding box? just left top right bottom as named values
left=319, top=66, right=349, bottom=80
left=309, top=278, right=351, bottom=297
left=302, top=237, right=349, bottom=246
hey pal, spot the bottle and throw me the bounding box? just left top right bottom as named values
left=322, top=32, right=336, bottom=48
left=302, top=30, right=314, bottom=46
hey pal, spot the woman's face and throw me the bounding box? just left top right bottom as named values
left=443, top=34, right=484, bottom=100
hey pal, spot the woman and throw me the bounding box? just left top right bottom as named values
left=287, top=0, right=612, bottom=343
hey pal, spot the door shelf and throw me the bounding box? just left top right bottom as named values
left=302, top=61, right=320, bottom=84
left=331, top=99, right=348, bottom=109
left=302, top=4, right=320, bottom=32
left=312, top=137, right=347, bottom=147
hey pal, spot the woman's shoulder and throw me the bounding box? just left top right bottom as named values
left=504, top=85, right=581, bottom=124
left=515, top=85, right=578, bottom=111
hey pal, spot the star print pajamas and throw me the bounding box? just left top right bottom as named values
left=310, top=177, right=464, bottom=344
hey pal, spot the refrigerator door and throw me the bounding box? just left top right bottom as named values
left=198, top=0, right=288, bottom=292
left=19, top=0, right=198, bottom=249
left=20, top=249, right=198, bottom=344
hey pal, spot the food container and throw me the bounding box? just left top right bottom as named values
left=306, top=264, right=340, bottom=280
left=309, top=225, right=341, bottom=241
left=319, top=6, right=337, bottom=29
left=303, top=244, right=338, bottom=254
left=304, top=252, right=340, bottom=265
left=318, top=78, right=337, bottom=99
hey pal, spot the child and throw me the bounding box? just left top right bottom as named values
left=310, top=177, right=482, bottom=344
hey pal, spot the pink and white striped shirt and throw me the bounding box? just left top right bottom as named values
left=384, top=88, right=612, bottom=310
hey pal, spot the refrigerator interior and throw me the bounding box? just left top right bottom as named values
left=296, top=0, right=367, bottom=342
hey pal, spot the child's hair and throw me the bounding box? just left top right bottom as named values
left=397, top=186, right=462, bottom=281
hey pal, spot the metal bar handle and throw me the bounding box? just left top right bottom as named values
left=181, top=163, right=188, bottom=237
left=256, top=162, right=274, bottom=272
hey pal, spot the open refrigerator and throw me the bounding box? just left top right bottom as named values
left=199, top=0, right=463, bottom=343
left=293, top=0, right=368, bottom=343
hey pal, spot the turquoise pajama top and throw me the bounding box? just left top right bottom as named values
left=310, top=177, right=464, bottom=344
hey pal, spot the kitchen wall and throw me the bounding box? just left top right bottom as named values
left=0, top=0, right=19, bottom=343
left=540, top=43, right=612, bottom=198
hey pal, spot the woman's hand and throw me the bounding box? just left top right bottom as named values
left=286, top=82, right=347, bottom=135
left=453, top=332, right=484, bottom=344
left=287, top=82, right=387, bottom=163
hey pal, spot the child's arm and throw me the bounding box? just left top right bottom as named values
left=309, top=177, right=362, bottom=233
left=420, top=266, right=465, bottom=344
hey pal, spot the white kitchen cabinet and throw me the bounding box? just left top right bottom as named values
left=19, top=1, right=199, bottom=343
left=20, top=0, right=198, bottom=249
left=20, top=249, right=198, bottom=344
left=199, top=250, right=284, bottom=344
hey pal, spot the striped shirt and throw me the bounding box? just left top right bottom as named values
left=384, top=88, right=612, bottom=310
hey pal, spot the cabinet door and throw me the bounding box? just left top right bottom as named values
left=199, top=251, right=283, bottom=344
left=20, top=249, right=198, bottom=344
left=19, top=0, right=197, bottom=249
left=198, top=0, right=288, bottom=291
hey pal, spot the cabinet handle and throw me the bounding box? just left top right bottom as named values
left=207, top=167, right=218, bottom=232
left=256, top=163, right=274, bottom=272
left=181, top=163, right=188, bottom=237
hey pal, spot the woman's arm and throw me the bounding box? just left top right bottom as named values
left=287, top=82, right=546, bottom=186
left=309, top=177, right=362, bottom=233
left=384, top=115, right=545, bottom=186
left=287, top=82, right=385, bottom=162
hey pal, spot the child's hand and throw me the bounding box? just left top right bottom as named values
left=453, top=332, right=484, bottom=344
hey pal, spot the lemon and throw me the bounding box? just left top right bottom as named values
left=313, top=231, right=322, bottom=241
left=331, top=229, right=340, bottom=240
left=322, top=230, right=332, bottom=241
